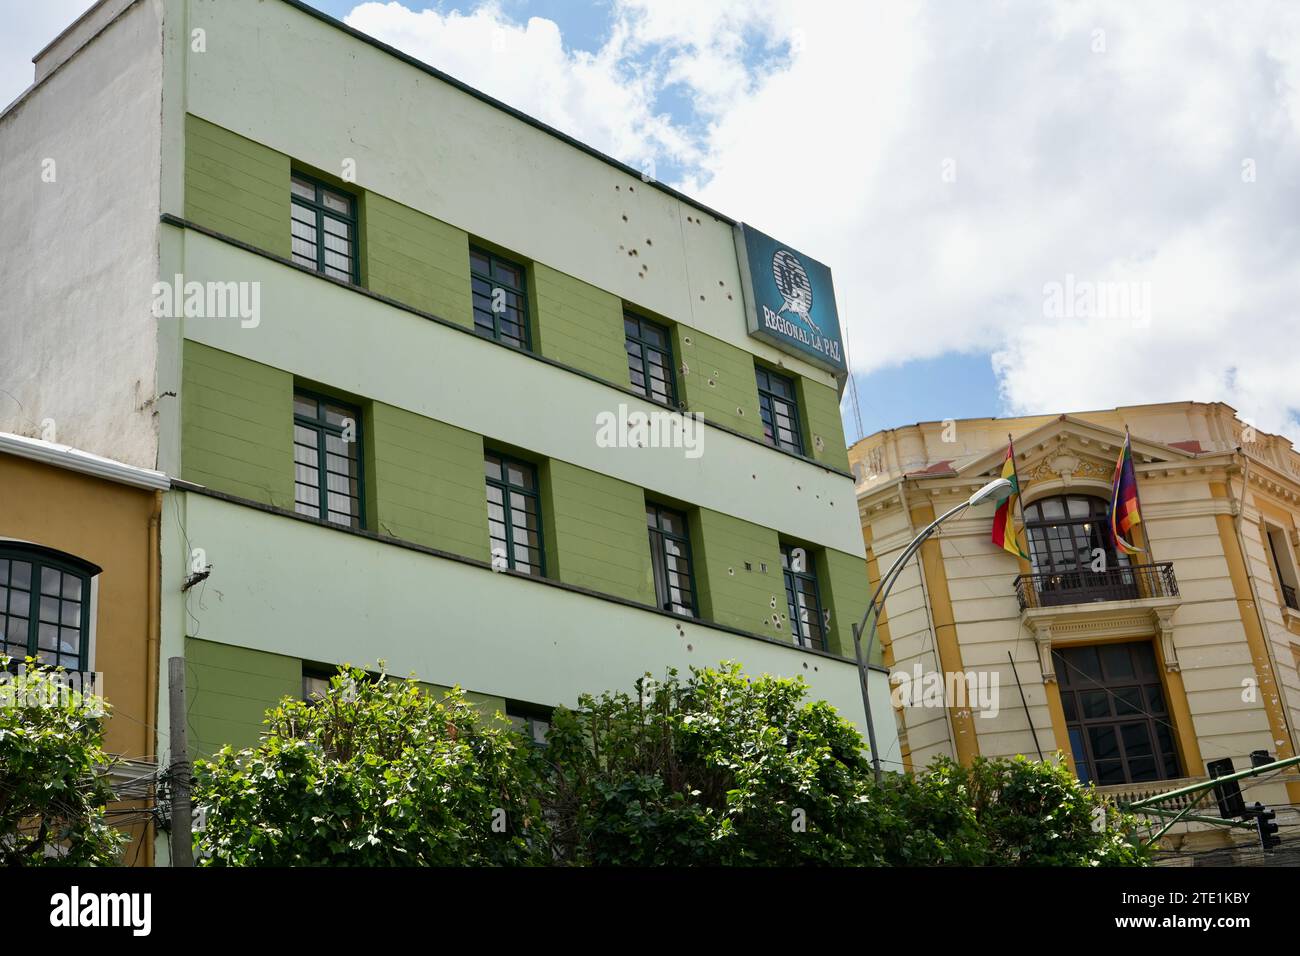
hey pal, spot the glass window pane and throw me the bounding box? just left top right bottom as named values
left=1113, top=686, right=1142, bottom=716
left=1101, top=644, right=1135, bottom=679
left=1088, top=726, right=1119, bottom=760
left=322, top=191, right=350, bottom=214
left=1121, top=723, right=1154, bottom=757
left=1081, top=690, right=1110, bottom=719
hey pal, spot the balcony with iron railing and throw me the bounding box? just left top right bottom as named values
left=1282, top=583, right=1298, bottom=612
left=1015, top=562, right=1180, bottom=611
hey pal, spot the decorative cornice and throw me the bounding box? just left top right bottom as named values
left=1022, top=597, right=1182, bottom=681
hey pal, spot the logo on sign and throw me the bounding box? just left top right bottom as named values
left=773, top=250, right=816, bottom=333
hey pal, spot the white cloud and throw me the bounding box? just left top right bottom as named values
left=345, top=0, right=1300, bottom=441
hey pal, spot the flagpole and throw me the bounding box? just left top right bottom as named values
left=1008, top=433, right=1031, bottom=561
left=1124, top=425, right=1157, bottom=564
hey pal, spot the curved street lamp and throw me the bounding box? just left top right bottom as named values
left=852, top=476, right=1013, bottom=783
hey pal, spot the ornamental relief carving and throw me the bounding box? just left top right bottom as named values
left=1022, top=453, right=1113, bottom=487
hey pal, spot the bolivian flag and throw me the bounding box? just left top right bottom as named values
left=991, top=441, right=1028, bottom=559
left=1110, top=433, right=1144, bottom=555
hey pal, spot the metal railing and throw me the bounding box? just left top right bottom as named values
left=1014, top=561, right=1179, bottom=611
left=1283, top=583, right=1298, bottom=612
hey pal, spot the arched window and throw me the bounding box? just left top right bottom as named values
left=0, top=544, right=99, bottom=672
left=1023, top=494, right=1130, bottom=575
left=1022, top=495, right=1136, bottom=605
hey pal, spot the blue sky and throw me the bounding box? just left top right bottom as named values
left=5, top=0, right=1299, bottom=446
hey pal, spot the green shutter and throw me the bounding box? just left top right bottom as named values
left=184, top=114, right=291, bottom=256
left=181, top=341, right=294, bottom=508
left=364, top=192, right=473, bottom=326
left=369, top=402, right=489, bottom=560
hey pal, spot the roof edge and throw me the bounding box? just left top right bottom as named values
left=0, top=432, right=169, bottom=491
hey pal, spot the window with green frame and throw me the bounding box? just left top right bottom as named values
left=484, top=452, right=544, bottom=576
left=294, top=390, right=364, bottom=529
left=291, top=173, right=358, bottom=282
left=755, top=365, right=804, bottom=454
left=646, top=503, right=697, bottom=617
left=0, top=545, right=98, bottom=672
left=780, top=543, right=826, bottom=651
left=470, top=247, right=531, bottom=350
left=624, top=312, right=677, bottom=405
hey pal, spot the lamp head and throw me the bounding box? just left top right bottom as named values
left=968, top=477, right=1012, bottom=508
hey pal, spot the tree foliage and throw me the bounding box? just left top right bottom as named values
left=193, top=667, right=549, bottom=866
left=194, top=661, right=1149, bottom=867
left=542, top=664, right=1147, bottom=866
left=543, top=662, right=881, bottom=865
left=0, top=657, right=127, bottom=866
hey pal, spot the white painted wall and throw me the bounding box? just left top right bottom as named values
left=0, top=0, right=162, bottom=470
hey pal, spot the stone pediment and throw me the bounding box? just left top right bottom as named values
left=954, top=415, right=1197, bottom=491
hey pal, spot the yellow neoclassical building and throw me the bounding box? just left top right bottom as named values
left=850, top=401, right=1300, bottom=852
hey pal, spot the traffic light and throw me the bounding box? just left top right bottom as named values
left=1207, top=758, right=1247, bottom=818
left=1251, top=802, right=1280, bottom=851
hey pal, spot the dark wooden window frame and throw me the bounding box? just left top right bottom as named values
left=470, top=246, right=532, bottom=351
left=0, top=544, right=99, bottom=672
left=781, top=543, right=827, bottom=651
left=623, top=311, right=678, bottom=406
left=485, top=452, right=545, bottom=577
left=1054, top=641, right=1181, bottom=786
left=294, top=389, right=365, bottom=529
left=755, top=365, right=804, bottom=455
left=290, top=172, right=359, bottom=283
left=646, top=503, right=698, bottom=617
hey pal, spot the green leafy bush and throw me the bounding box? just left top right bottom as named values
left=542, top=663, right=1148, bottom=867
left=193, top=661, right=1149, bottom=867
left=543, top=662, right=884, bottom=865
left=0, top=657, right=126, bottom=866
left=905, top=755, right=1150, bottom=866
left=193, top=666, right=549, bottom=866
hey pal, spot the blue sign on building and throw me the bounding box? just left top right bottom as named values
left=733, top=223, right=846, bottom=374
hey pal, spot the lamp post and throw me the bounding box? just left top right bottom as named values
left=853, top=476, right=1012, bottom=783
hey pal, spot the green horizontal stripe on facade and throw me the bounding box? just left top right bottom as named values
left=172, top=478, right=881, bottom=670
left=163, top=211, right=854, bottom=481
left=175, top=115, right=850, bottom=473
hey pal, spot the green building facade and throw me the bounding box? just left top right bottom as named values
left=0, top=0, right=896, bottom=866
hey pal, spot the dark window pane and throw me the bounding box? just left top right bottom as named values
left=1081, top=690, right=1110, bottom=719
left=1101, top=644, right=1136, bottom=679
